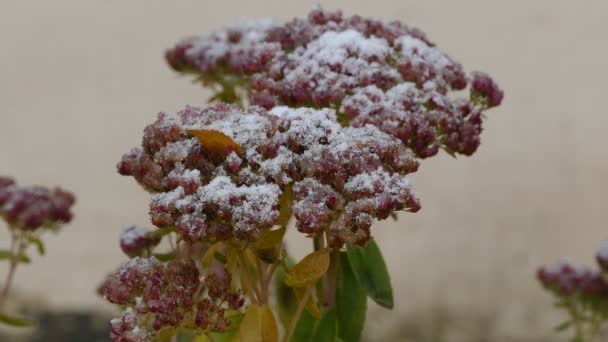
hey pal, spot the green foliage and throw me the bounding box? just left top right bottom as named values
left=346, top=240, right=394, bottom=309
left=313, top=309, right=338, bottom=341
left=336, top=252, right=367, bottom=342
left=0, top=313, right=33, bottom=327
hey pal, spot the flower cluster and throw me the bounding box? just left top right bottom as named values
left=119, top=225, right=162, bottom=257
left=0, top=176, right=75, bottom=231
left=538, top=242, right=608, bottom=340
left=100, top=257, right=243, bottom=341
left=118, top=103, right=419, bottom=247
left=538, top=259, right=608, bottom=298
left=105, top=8, right=505, bottom=342
left=166, top=8, right=503, bottom=158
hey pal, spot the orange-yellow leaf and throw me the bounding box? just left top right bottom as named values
left=254, top=227, right=286, bottom=250
left=253, top=226, right=286, bottom=263
left=283, top=250, right=330, bottom=288
left=261, top=306, right=279, bottom=342
left=239, top=305, right=278, bottom=342
left=187, top=129, right=242, bottom=160
left=240, top=305, right=262, bottom=342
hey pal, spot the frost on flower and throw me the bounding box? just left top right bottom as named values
left=118, top=103, right=419, bottom=246
left=119, top=225, right=161, bottom=257
left=100, top=257, right=243, bottom=339
left=166, top=8, right=503, bottom=158
left=0, top=176, right=75, bottom=231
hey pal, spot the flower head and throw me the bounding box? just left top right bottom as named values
left=100, top=257, right=243, bottom=338
left=118, top=103, right=419, bottom=247
left=0, top=177, right=75, bottom=231
left=166, top=8, right=503, bottom=158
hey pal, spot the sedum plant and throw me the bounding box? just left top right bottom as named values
left=0, top=176, right=75, bottom=327
left=99, top=8, right=503, bottom=342
left=538, top=243, right=608, bottom=341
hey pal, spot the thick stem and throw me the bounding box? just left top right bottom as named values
left=313, top=236, right=325, bottom=307
left=283, top=286, right=313, bottom=342
left=323, top=249, right=340, bottom=309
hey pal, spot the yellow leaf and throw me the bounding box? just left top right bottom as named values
left=293, top=286, right=321, bottom=320
left=283, top=250, right=330, bottom=288
left=261, top=306, right=279, bottom=342
left=187, top=129, right=242, bottom=160
left=240, top=305, right=262, bottom=342
left=239, top=305, right=277, bottom=342
left=254, top=227, right=286, bottom=250
left=253, top=226, right=286, bottom=263
left=154, top=326, right=176, bottom=342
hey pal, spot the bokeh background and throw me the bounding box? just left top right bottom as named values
left=1, top=0, right=606, bottom=341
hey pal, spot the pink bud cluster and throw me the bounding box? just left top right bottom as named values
left=538, top=241, right=608, bottom=301
left=117, top=103, right=419, bottom=247
left=537, top=259, right=608, bottom=298
left=119, top=225, right=161, bottom=257
left=101, top=257, right=243, bottom=341
left=166, top=8, right=503, bottom=158
left=0, top=176, right=75, bottom=231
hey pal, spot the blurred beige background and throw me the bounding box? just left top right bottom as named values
left=1, top=0, right=607, bottom=341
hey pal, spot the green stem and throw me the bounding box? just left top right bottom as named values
left=565, top=299, right=585, bottom=341
left=0, top=231, right=23, bottom=310
left=324, top=249, right=340, bottom=308
left=313, top=236, right=325, bottom=307
left=283, top=286, right=313, bottom=342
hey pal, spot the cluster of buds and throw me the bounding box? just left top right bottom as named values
left=537, top=259, right=608, bottom=298
left=119, top=225, right=162, bottom=257
left=166, top=8, right=503, bottom=158
left=0, top=176, right=75, bottom=231
left=118, top=103, right=419, bottom=247
left=538, top=243, right=608, bottom=340
left=100, top=257, right=243, bottom=341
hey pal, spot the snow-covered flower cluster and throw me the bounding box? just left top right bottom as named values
left=538, top=242, right=608, bottom=340
left=166, top=8, right=503, bottom=158
left=0, top=176, right=75, bottom=231
left=0, top=177, right=75, bottom=328
left=538, top=259, right=608, bottom=297
left=104, top=8, right=504, bottom=342
left=117, top=103, right=419, bottom=247
left=100, top=257, right=243, bottom=341
left=119, top=225, right=162, bottom=257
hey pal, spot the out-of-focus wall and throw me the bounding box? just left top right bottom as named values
left=0, top=1, right=606, bottom=340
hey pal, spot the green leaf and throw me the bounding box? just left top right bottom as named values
left=17, top=254, right=31, bottom=264
left=27, top=236, right=45, bottom=255
left=337, top=252, right=367, bottom=342
left=275, top=257, right=296, bottom=330
left=153, top=252, right=175, bottom=262
left=291, top=311, right=317, bottom=342
left=240, top=305, right=263, bottom=342
left=346, top=240, right=394, bottom=309
left=0, top=250, right=31, bottom=264
left=313, top=309, right=337, bottom=342
left=553, top=320, right=572, bottom=332
left=0, top=313, right=33, bottom=327
left=0, top=250, right=12, bottom=260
